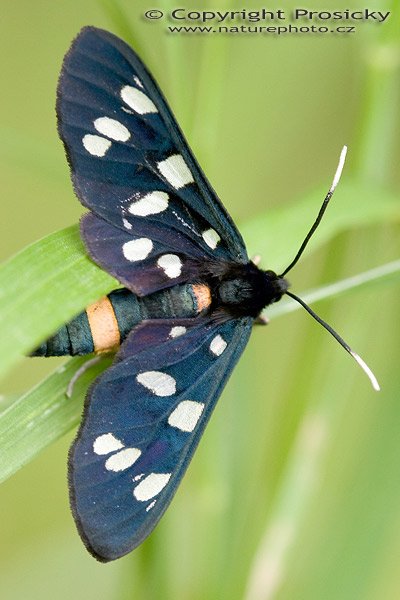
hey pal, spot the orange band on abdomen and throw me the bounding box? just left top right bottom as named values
left=191, top=284, right=212, bottom=313
left=86, top=296, right=120, bottom=353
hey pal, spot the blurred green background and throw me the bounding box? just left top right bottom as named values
left=0, top=0, right=399, bottom=599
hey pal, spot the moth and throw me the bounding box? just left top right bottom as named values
left=32, top=26, right=379, bottom=561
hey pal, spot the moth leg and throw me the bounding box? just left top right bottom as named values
left=254, top=314, right=269, bottom=326
left=251, top=254, right=262, bottom=266
left=66, top=355, right=105, bottom=398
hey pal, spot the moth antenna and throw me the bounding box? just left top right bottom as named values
left=280, top=145, right=347, bottom=277
left=286, top=291, right=380, bottom=391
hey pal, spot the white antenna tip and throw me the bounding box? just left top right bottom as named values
left=330, top=145, right=348, bottom=193
left=350, top=351, right=380, bottom=391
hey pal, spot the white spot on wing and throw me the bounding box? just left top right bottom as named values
left=133, top=473, right=144, bottom=482
left=168, top=400, right=204, bottom=432
left=169, top=326, right=187, bottom=338
left=171, top=210, right=200, bottom=237
left=146, top=500, right=156, bottom=512
left=122, top=218, right=132, bottom=230
left=133, top=472, right=171, bottom=501
left=94, top=117, right=130, bottom=142
left=210, top=335, right=227, bottom=356
left=157, top=154, right=194, bottom=189
left=202, top=228, right=221, bottom=250
left=128, top=191, right=169, bottom=216
left=122, top=238, right=153, bottom=262
left=157, top=254, right=182, bottom=278
left=134, top=76, right=144, bottom=89
left=82, top=134, right=112, bottom=157
left=121, top=85, right=158, bottom=114
left=93, top=433, right=124, bottom=455
left=105, top=447, right=141, bottom=472
left=136, top=371, right=176, bottom=396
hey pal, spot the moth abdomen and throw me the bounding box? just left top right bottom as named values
left=31, top=284, right=207, bottom=357
left=31, top=311, right=94, bottom=357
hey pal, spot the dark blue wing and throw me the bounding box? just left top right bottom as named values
left=80, top=212, right=209, bottom=296
left=69, top=316, right=252, bottom=561
left=57, top=27, right=248, bottom=295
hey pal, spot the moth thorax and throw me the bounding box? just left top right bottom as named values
left=216, top=264, right=289, bottom=318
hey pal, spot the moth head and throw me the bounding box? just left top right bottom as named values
left=262, top=270, right=289, bottom=304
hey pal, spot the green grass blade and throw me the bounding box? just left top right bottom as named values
left=0, top=355, right=111, bottom=484
left=0, top=226, right=117, bottom=380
